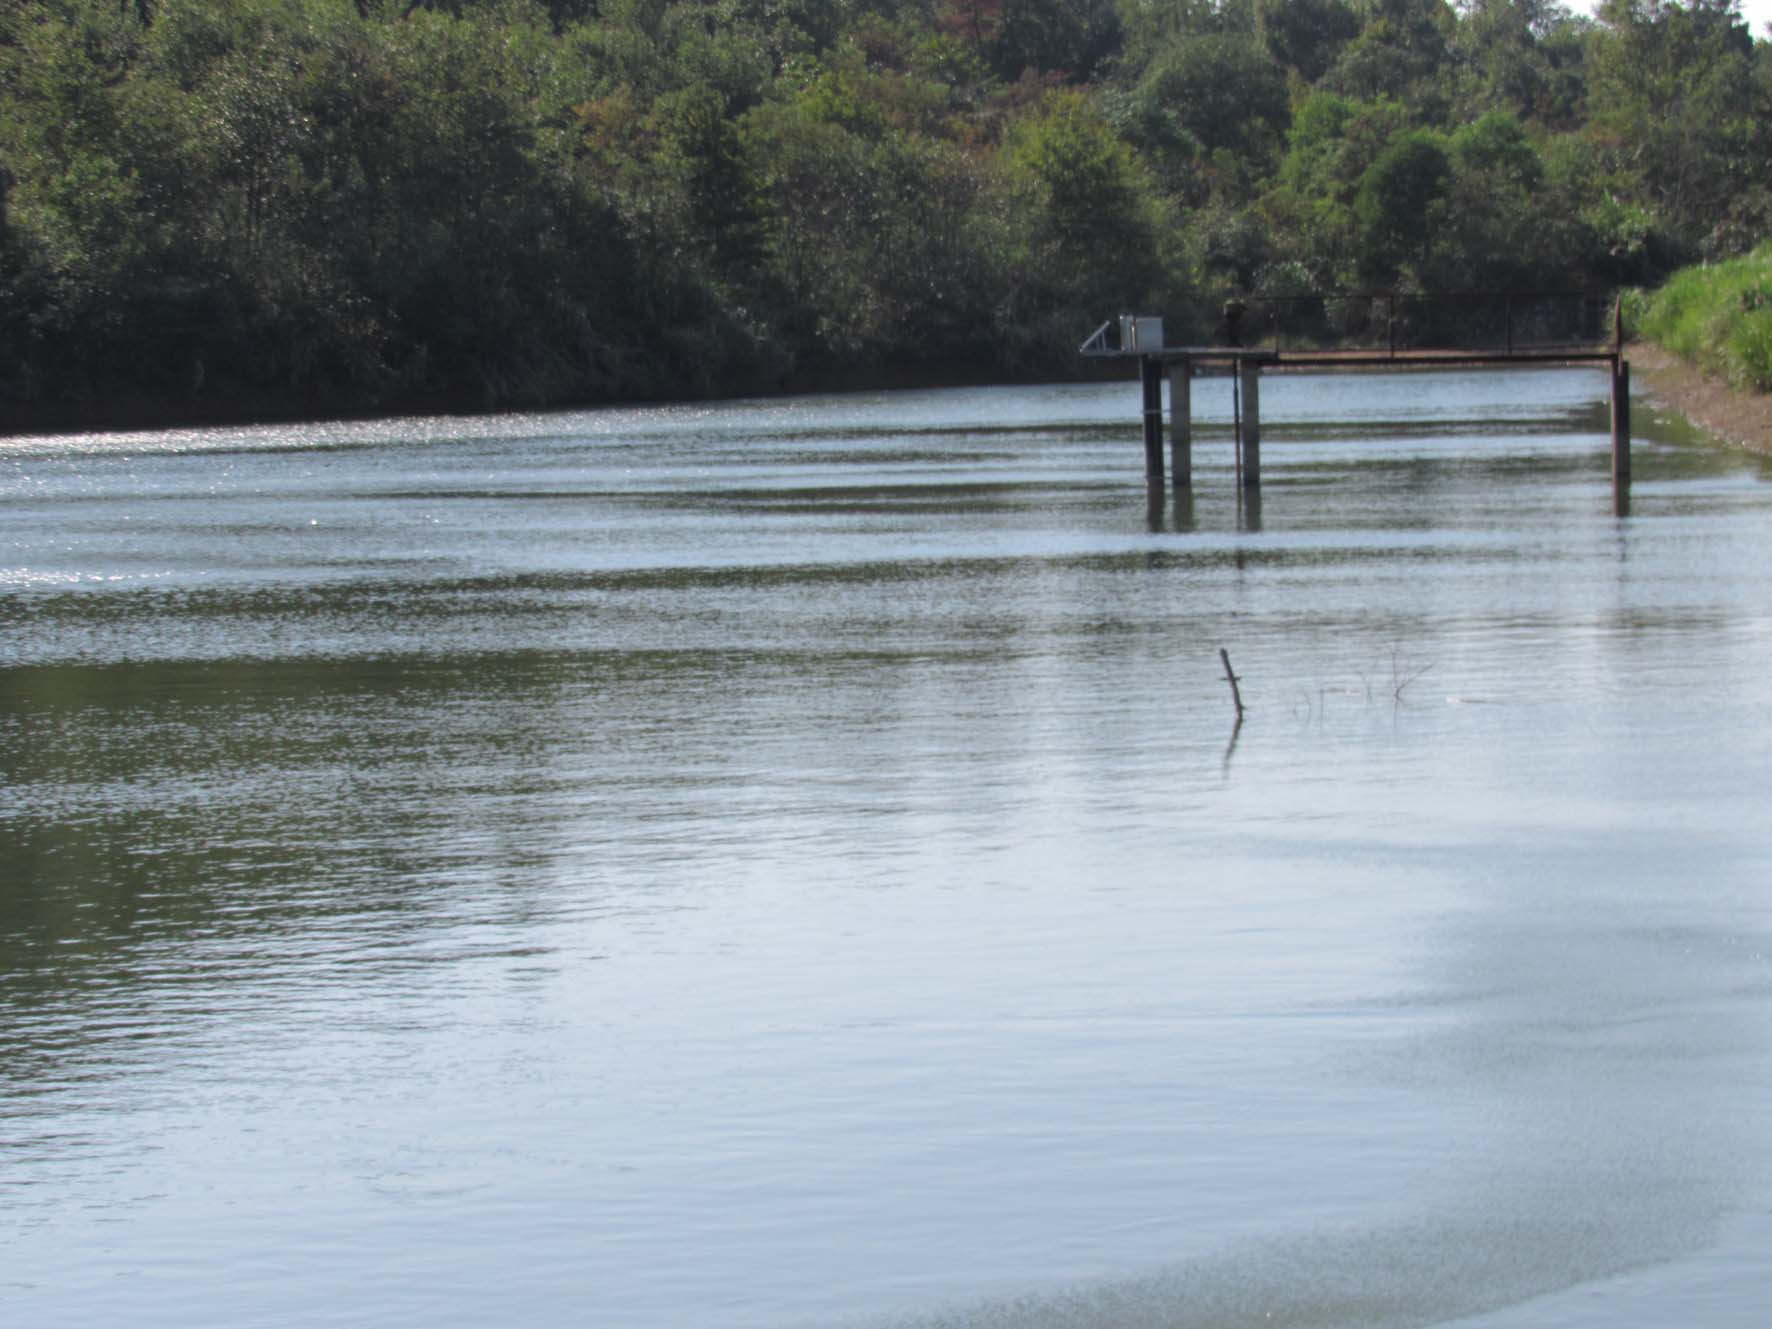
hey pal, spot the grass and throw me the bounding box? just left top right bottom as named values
left=1633, top=240, right=1772, bottom=393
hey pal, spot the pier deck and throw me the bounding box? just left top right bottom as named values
left=1083, top=307, right=1631, bottom=513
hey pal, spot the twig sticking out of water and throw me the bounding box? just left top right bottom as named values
left=1222, top=713, right=1243, bottom=771
left=1390, top=648, right=1436, bottom=702
left=1219, top=648, right=1246, bottom=720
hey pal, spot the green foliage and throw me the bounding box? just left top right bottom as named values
left=1637, top=240, right=1772, bottom=391
left=994, top=88, right=1180, bottom=357
left=1322, top=0, right=1454, bottom=113
left=1003, top=89, right=1155, bottom=257
left=1135, top=31, right=1288, bottom=172
left=1260, top=0, right=1361, bottom=82
left=1582, top=193, right=1665, bottom=283
left=1262, top=92, right=1412, bottom=287
left=1112, top=0, right=1243, bottom=70
left=1450, top=111, right=1542, bottom=191
left=1584, top=0, right=1765, bottom=256
left=1098, top=80, right=1200, bottom=198
left=1277, top=93, right=1409, bottom=200
left=1429, top=113, right=1581, bottom=290
left=2, top=0, right=1771, bottom=423
left=1447, top=0, right=1587, bottom=126
left=657, top=81, right=762, bottom=272
left=1354, top=128, right=1451, bottom=282
left=997, top=0, right=1122, bottom=82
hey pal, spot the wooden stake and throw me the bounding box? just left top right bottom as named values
left=1219, top=648, right=1245, bottom=719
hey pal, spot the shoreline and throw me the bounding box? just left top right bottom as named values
left=6, top=343, right=1769, bottom=452
left=1629, top=342, right=1772, bottom=456
left=0, top=357, right=1111, bottom=440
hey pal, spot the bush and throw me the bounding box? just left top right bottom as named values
left=1638, top=240, right=1772, bottom=391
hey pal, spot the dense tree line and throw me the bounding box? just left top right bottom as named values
left=1, top=0, right=1768, bottom=425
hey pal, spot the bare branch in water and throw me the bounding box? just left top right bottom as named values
left=1390, top=648, right=1437, bottom=702
left=1220, top=648, right=1246, bottom=720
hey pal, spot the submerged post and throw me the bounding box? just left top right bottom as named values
left=1239, top=358, right=1262, bottom=491
left=1611, top=356, right=1631, bottom=504
left=1141, top=355, right=1164, bottom=485
left=1169, top=360, right=1192, bottom=490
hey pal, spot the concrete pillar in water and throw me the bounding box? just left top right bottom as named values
left=1611, top=357, right=1631, bottom=506
left=1169, top=361, right=1192, bottom=490
left=1239, top=359, right=1262, bottom=491
left=1172, top=488, right=1197, bottom=533
left=1141, top=356, right=1165, bottom=485
left=1238, top=486, right=1263, bottom=533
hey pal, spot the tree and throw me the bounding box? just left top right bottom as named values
left=997, top=86, right=1173, bottom=340
left=1261, top=0, right=1361, bottom=81
left=1448, top=0, right=1586, bottom=124
left=1135, top=31, right=1289, bottom=173
left=1325, top=0, right=1456, bottom=114
left=1449, top=109, right=1541, bottom=189
left=1264, top=91, right=1413, bottom=287
left=1584, top=0, right=1764, bottom=257
left=1424, top=111, right=1587, bottom=288
left=994, top=0, right=1122, bottom=80
left=1355, top=128, right=1451, bottom=281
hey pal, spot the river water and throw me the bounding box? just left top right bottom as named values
left=4, top=370, right=1772, bottom=1328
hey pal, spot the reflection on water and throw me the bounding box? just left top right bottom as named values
left=5, top=371, right=1772, bottom=1328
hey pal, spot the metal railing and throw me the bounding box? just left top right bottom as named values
left=1084, top=290, right=1622, bottom=358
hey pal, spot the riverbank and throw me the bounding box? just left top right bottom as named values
left=0, top=353, right=1093, bottom=439
left=1631, top=342, right=1772, bottom=455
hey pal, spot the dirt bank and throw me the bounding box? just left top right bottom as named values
left=1629, top=343, right=1772, bottom=455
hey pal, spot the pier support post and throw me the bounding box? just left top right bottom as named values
left=1141, top=356, right=1164, bottom=486
left=1611, top=356, right=1631, bottom=510
left=1239, top=359, right=1262, bottom=491
left=1169, top=360, right=1192, bottom=490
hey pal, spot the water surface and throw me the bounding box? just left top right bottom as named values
left=5, top=371, right=1772, bottom=1328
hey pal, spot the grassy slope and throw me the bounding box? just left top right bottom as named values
left=1634, top=242, right=1772, bottom=393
